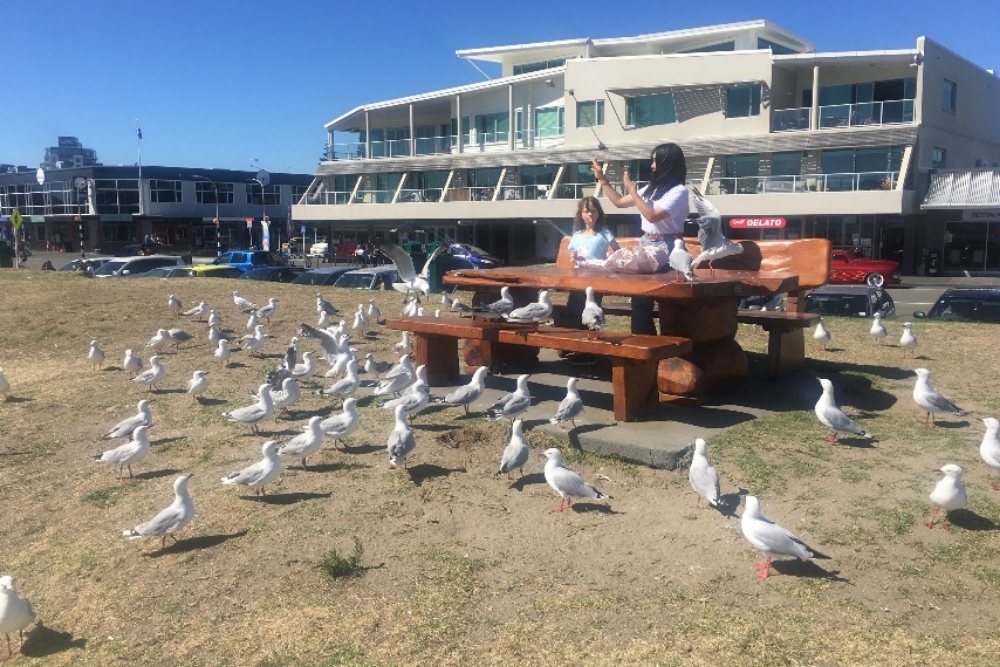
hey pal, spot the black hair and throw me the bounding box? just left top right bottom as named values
left=572, top=196, right=607, bottom=233
left=645, top=142, right=687, bottom=199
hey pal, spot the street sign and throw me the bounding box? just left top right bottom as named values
left=256, top=169, right=271, bottom=187
left=301, top=225, right=306, bottom=236
left=36, top=168, right=45, bottom=186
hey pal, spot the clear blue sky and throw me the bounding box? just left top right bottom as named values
left=4, top=1, right=997, bottom=176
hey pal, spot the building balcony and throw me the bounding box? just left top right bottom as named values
left=772, top=99, right=914, bottom=133
left=328, top=129, right=565, bottom=161
left=705, top=171, right=899, bottom=196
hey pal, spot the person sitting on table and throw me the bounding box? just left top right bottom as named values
left=592, top=142, right=690, bottom=335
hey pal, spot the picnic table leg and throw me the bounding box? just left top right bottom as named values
left=611, top=359, right=660, bottom=422
left=765, top=326, right=805, bottom=379
left=463, top=339, right=538, bottom=375
left=413, top=333, right=460, bottom=386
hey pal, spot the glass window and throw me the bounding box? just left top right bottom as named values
left=626, top=93, right=676, bottom=128
left=725, top=154, right=760, bottom=178
left=149, top=180, right=181, bottom=204
left=821, top=149, right=856, bottom=174
left=726, top=85, right=761, bottom=118
left=513, top=59, right=565, bottom=75
left=771, top=152, right=802, bottom=176
left=576, top=100, right=604, bottom=128
left=195, top=182, right=234, bottom=204
left=757, top=37, right=797, bottom=55
left=474, top=112, right=509, bottom=143
left=943, top=79, right=957, bottom=112
left=680, top=41, right=735, bottom=53
left=534, top=107, right=565, bottom=137
left=246, top=183, right=280, bottom=206
left=932, top=147, right=947, bottom=169
left=468, top=167, right=502, bottom=188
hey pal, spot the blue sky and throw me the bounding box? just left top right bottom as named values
left=3, top=1, right=997, bottom=176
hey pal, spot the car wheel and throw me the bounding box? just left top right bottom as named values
left=865, top=273, right=885, bottom=287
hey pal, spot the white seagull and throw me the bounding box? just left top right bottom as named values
left=927, top=464, right=968, bottom=529
left=246, top=311, right=259, bottom=331
left=900, top=322, right=918, bottom=359
left=208, top=323, right=227, bottom=346
left=669, top=238, right=696, bottom=282
left=257, top=297, right=278, bottom=323
left=815, top=378, right=876, bottom=444
left=233, top=291, right=257, bottom=312
left=122, top=474, right=195, bottom=549
left=214, top=339, right=232, bottom=367
left=813, top=319, right=831, bottom=351
left=166, top=328, right=196, bottom=349
left=691, top=187, right=743, bottom=276
left=382, top=376, right=430, bottom=423
left=504, top=290, right=552, bottom=324
left=103, top=399, right=153, bottom=440
left=145, top=329, right=171, bottom=353
left=123, top=348, right=143, bottom=379
left=0, top=575, right=36, bottom=661
left=913, top=368, right=967, bottom=426
left=222, top=383, right=274, bottom=435
left=387, top=404, right=416, bottom=468
left=394, top=331, right=412, bottom=354
left=352, top=303, right=370, bottom=335
left=979, top=418, right=1000, bottom=490
left=0, top=368, right=9, bottom=400
left=543, top=448, right=608, bottom=513
left=368, top=299, right=382, bottom=323
left=221, top=440, right=282, bottom=499
left=94, top=425, right=151, bottom=480
left=373, top=355, right=415, bottom=397
left=132, top=355, right=166, bottom=391
left=168, top=294, right=183, bottom=316
left=277, top=416, right=326, bottom=470
left=207, top=309, right=222, bottom=329
left=740, top=495, right=825, bottom=579
left=581, top=286, right=604, bottom=333
left=182, top=301, right=208, bottom=320
left=442, top=367, right=489, bottom=415
left=320, top=397, right=360, bottom=449
left=495, top=419, right=529, bottom=479
left=88, top=340, right=106, bottom=371
left=549, top=377, right=584, bottom=429
left=870, top=313, right=887, bottom=345
left=270, top=377, right=302, bottom=415
left=318, top=359, right=360, bottom=401
left=316, top=292, right=339, bottom=316
left=377, top=240, right=449, bottom=297
left=186, top=370, right=209, bottom=404
left=363, top=353, right=393, bottom=377
left=241, top=324, right=267, bottom=356
left=477, top=286, right=514, bottom=315
left=487, top=374, right=532, bottom=422
left=688, top=438, right=721, bottom=508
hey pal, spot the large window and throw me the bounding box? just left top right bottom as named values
left=821, top=146, right=904, bottom=190
left=576, top=100, right=604, bottom=128
left=149, top=180, right=182, bottom=204
left=932, top=147, right=947, bottom=169
left=513, top=59, right=565, bottom=75
left=680, top=41, right=735, bottom=53
left=943, top=79, right=957, bottom=112
left=725, top=154, right=760, bottom=194
left=534, top=107, right=565, bottom=138
left=474, top=112, right=509, bottom=144
left=195, top=182, right=234, bottom=204
left=726, top=85, right=762, bottom=118
left=757, top=38, right=797, bottom=55
left=246, top=183, right=280, bottom=206
left=771, top=152, right=802, bottom=176
left=626, top=93, right=677, bottom=128
left=94, top=179, right=140, bottom=215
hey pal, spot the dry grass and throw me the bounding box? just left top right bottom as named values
left=2, top=270, right=1000, bottom=666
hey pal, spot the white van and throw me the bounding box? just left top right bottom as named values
left=94, top=255, right=186, bottom=278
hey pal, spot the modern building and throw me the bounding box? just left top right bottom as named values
left=0, top=164, right=313, bottom=255
left=294, top=19, right=1000, bottom=274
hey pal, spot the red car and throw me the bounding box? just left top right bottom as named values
left=828, top=250, right=901, bottom=287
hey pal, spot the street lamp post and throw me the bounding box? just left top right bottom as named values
left=251, top=169, right=270, bottom=251
left=192, top=175, right=221, bottom=257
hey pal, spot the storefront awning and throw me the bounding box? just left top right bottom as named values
left=922, top=169, right=1000, bottom=209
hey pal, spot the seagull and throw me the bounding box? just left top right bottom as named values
left=214, top=339, right=232, bottom=367
left=320, top=397, right=360, bottom=449
left=543, top=448, right=608, bottom=512
left=123, top=348, right=143, bottom=379
left=870, top=313, right=887, bottom=345
left=581, top=286, right=604, bottom=334
left=691, top=187, right=743, bottom=276
left=277, top=416, right=326, bottom=470
left=368, top=299, right=382, bottom=323
left=221, top=441, right=282, bottom=499
left=377, top=240, right=449, bottom=297
left=168, top=294, right=183, bottom=316
left=352, top=303, right=370, bottom=335
left=913, top=368, right=967, bottom=426
left=740, top=495, right=825, bottom=579
left=549, top=377, right=584, bottom=429
left=476, top=286, right=514, bottom=315
left=182, top=301, right=208, bottom=321
left=504, top=290, right=552, bottom=324
left=282, top=337, right=299, bottom=371
left=207, top=323, right=228, bottom=346
left=233, top=291, right=257, bottom=312
left=815, top=378, right=876, bottom=444
left=257, top=297, right=278, bottom=323
left=95, top=425, right=151, bottom=480
left=387, top=404, right=416, bottom=468
left=317, top=310, right=332, bottom=329
left=689, top=438, right=721, bottom=508
left=186, top=370, right=209, bottom=404
left=246, top=311, right=259, bottom=331
left=487, top=374, right=532, bottom=422
left=122, top=474, right=195, bottom=549
left=442, top=367, right=489, bottom=415
left=900, top=322, right=918, bottom=359
left=363, top=353, right=393, bottom=377
left=316, top=293, right=339, bottom=316
left=927, top=464, right=968, bottom=529
left=132, top=355, right=166, bottom=391
left=318, top=359, right=360, bottom=401
left=441, top=291, right=453, bottom=308
left=207, top=309, right=222, bottom=329
left=394, top=331, right=412, bottom=354
left=451, top=298, right=473, bottom=314
left=288, top=351, right=315, bottom=380
left=979, top=418, right=1000, bottom=490
left=325, top=347, right=357, bottom=380
left=270, top=377, right=302, bottom=416
left=298, top=322, right=342, bottom=363
left=0, top=368, right=9, bottom=400
left=166, top=328, right=196, bottom=349
left=402, top=297, right=420, bottom=317
left=495, top=419, right=529, bottom=478
left=88, top=340, right=106, bottom=371
left=145, top=329, right=171, bottom=353
left=241, top=324, right=267, bottom=356
left=222, top=383, right=274, bottom=435
left=669, top=238, right=696, bottom=282
left=374, top=355, right=415, bottom=397
left=382, top=376, right=430, bottom=423
left=0, top=575, right=36, bottom=661
left=103, top=399, right=153, bottom=440
left=813, top=319, right=831, bottom=351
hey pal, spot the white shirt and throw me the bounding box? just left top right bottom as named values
left=639, top=183, right=690, bottom=236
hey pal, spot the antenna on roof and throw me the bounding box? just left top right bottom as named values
left=461, top=57, right=493, bottom=82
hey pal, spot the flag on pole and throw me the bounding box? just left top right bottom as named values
left=136, top=121, right=142, bottom=140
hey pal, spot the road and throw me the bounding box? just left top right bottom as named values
left=885, top=285, right=945, bottom=319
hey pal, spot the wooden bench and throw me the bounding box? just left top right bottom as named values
left=384, top=315, right=691, bottom=422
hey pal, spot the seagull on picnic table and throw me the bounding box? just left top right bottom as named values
left=495, top=419, right=529, bottom=479
left=103, top=399, right=153, bottom=440
left=207, top=309, right=222, bottom=329
left=927, top=464, right=968, bottom=529
left=182, top=301, right=208, bottom=320
left=900, top=322, right=918, bottom=359
left=88, top=340, right=106, bottom=371
left=145, top=329, right=171, bottom=353
left=669, top=238, right=696, bottom=282
left=377, top=240, right=450, bottom=298
left=221, top=441, right=282, bottom=499
left=394, top=331, right=412, bottom=354
left=368, top=299, right=382, bottom=323
left=214, top=339, right=232, bottom=367
left=689, top=438, right=721, bottom=508
left=543, top=447, right=608, bottom=513
left=581, top=286, right=604, bottom=334
left=233, top=291, right=257, bottom=312
left=913, top=368, right=967, bottom=426
left=870, top=312, right=887, bottom=345
left=740, top=495, right=827, bottom=580
left=813, top=319, right=831, bottom=351
left=94, top=425, right=151, bottom=480
left=122, top=474, right=195, bottom=549
left=186, top=370, right=209, bottom=404
left=549, top=377, right=584, bottom=429
left=123, top=348, right=143, bottom=378
left=814, top=378, right=877, bottom=445
left=477, top=286, right=514, bottom=315
left=222, top=383, right=274, bottom=435
left=387, top=404, right=416, bottom=469
left=0, top=575, right=36, bottom=661
left=256, top=297, right=278, bottom=323
left=318, top=359, right=360, bottom=401
left=441, top=366, right=489, bottom=415
left=691, top=187, right=743, bottom=276
left=979, top=418, right=1000, bottom=490
left=320, top=397, right=360, bottom=449
left=277, top=416, right=326, bottom=470
left=487, top=374, right=532, bottom=422
left=132, top=355, right=166, bottom=391
left=168, top=294, right=183, bottom=315
left=317, top=292, right=339, bottom=316
left=503, top=290, right=552, bottom=325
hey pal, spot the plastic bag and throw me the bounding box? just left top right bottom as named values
left=580, top=244, right=670, bottom=274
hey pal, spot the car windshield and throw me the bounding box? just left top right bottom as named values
left=94, top=261, right=127, bottom=276
left=805, top=294, right=870, bottom=317
left=292, top=272, right=334, bottom=285
left=928, top=296, right=1000, bottom=322
left=334, top=274, right=375, bottom=289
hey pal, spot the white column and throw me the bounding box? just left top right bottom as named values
left=365, top=110, right=371, bottom=159
left=456, top=94, right=463, bottom=155
left=409, top=104, right=415, bottom=156
left=508, top=83, right=515, bottom=152
left=811, top=65, right=820, bottom=131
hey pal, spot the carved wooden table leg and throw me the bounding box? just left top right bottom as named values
left=764, top=326, right=805, bottom=379
left=611, top=358, right=661, bottom=422
left=414, top=333, right=459, bottom=386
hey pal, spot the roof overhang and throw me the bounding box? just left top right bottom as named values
left=774, top=49, right=919, bottom=69
left=922, top=169, right=1000, bottom=209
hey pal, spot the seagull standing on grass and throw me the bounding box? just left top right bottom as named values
left=167, top=328, right=196, bottom=349
left=123, top=349, right=143, bottom=379
left=320, top=397, right=360, bottom=449
left=814, top=378, right=877, bottom=444
left=927, top=464, right=968, bottom=529
left=669, top=238, right=696, bottom=282
left=487, top=374, right=532, bottom=422
left=103, top=399, right=153, bottom=440
left=387, top=404, right=416, bottom=469
left=168, top=294, right=182, bottom=316
left=233, top=291, right=257, bottom=312
left=187, top=370, right=209, bottom=404
left=688, top=438, right=721, bottom=508
left=88, top=340, right=106, bottom=370
left=270, top=377, right=302, bottom=416
left=257, top=298, right=278, bottom=324
left=900, top=322, right=919, bottom=359
left=495, top=419, right=529, bottom=479
left=373, top=355, right=414, bottom=397
left=870, top=313, right=887, bottom=345
left=207, top=309, right=222, bottom=329
left=394, top=331, right=412, bottom=354
left=979, top=418, right=1000, bottom=490
left=0, top=575, right=36, bottom=661
left=222, top=383, right=274, bottom=435
left=550, top=378, right=584, bottom=429
left=318, top=359, right=360, bottom=401
left=504, top=290, right=552, bottom=324
left=913, top=368, right=967, bottom=426
left=0, top=368, right=10, bottom=400
left=581, top=286, right=604, bottom=334
left=208, top=323, right=228, bottom=346
left=214, top=339, right=232, bottom=367
left=94, top=425, right=151, bottom=480
left=543, top=448, right=608, bottom=513
left=368, top=299, right=382, bottom=323
left=352, top=303, right=370, bottom=335
left=277, top=416, right=326, bottom=470
left=317, top=293, right=339, bottom=316
left=132, top=355, right=166, bottom=391
left=182, top=301, right=208, bottom=320
left=246, top=311, right=259, bottom=332
left=122, top=474, right=195, bottom=549
left=813, top=319, right=831, bottom=351
left=242, top=324, right=267, bottom=357
left=363, top=353, right=393, bottom=377
left=221, top=441, right=281, bottom=499
left=145, top=329, right=171, bottom=353
left=740, top=495, right=826, bottom=579
left=442, top=367, right=489, bottom=415
left=382, top=376, right=430, bottom=423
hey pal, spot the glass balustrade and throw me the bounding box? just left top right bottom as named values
left=773, top=100, right=915, bottom=132
left=706, top=171, right=898, bottom=195
left=396, top=188, right=443, bottom=203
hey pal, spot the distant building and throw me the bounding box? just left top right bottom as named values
left=41, top=137, right=100, bottom=170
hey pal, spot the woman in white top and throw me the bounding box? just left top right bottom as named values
left=591, top=143, right=690, bottom=335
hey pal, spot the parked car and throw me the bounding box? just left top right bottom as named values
left=738, top=293, right=784, bottom=311
left=238, top=266, right=306, bottom=283
left=94, top=255, right=186, bottom=278
left=443, top=243, right=503, bottom=270
left=291, top=267, right=354, bottom=286
left=828, top=250, right=901, bottom=287
left=209, top=250, right=282, bottom=273
left=140, top=267, right=196, bottom=279
left=333, top=266, right=401, bottom=290
left=914, top=289, right=1000, bottom=323
left=189, top=265, right=246, bottom=279
left=804, top=284, right=896, bottom=318
left=58, top=257, right=113, bottom=272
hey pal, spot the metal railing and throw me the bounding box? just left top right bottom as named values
left=705, top=171, right=899, bottom=195
left=772, top=99, right=915, bottom=132
left=396, top=188, right=443, bottom=203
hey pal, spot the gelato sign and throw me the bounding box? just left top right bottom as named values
left=728, top=217, right=786, bottom=229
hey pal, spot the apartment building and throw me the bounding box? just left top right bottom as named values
left=294, top=20, right=1000, bottom=274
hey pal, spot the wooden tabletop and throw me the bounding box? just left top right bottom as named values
left=443, top=265, right=799, bottom=300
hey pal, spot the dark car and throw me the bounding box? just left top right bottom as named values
left=140, top=267, right=196, bottom=279
left=914, top=289, right=1000, bottom=323
left=333, top=266, right=401, bottom=290
left=804, top=284, right=896, bottom=318
left=444, top=243, right=503, bottom=270
left=290, top=267, right=354, bottom=286
left=238, top=266, right=306, bottom=283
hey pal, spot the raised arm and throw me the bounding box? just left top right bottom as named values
left=592, top=157, right=634, bottom=209
left=624, top=171, right=672, bottom=224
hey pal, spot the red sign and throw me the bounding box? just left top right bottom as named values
left=728, top=217, right=786, bottom=229
left=245, top=217, right=253, bottom=229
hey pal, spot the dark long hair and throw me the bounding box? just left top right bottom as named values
left=572, top=196, right=607, bottom=233
left=644, top=142, right=687, bottom=200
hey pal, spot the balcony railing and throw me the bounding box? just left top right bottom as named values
left=705, top=171, right=899, bottom=195
left=772, top=99, right=915, bottom=132
left=328, top=127, right=566, bottom=161
left=397, top=188, right=443, bottom=203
